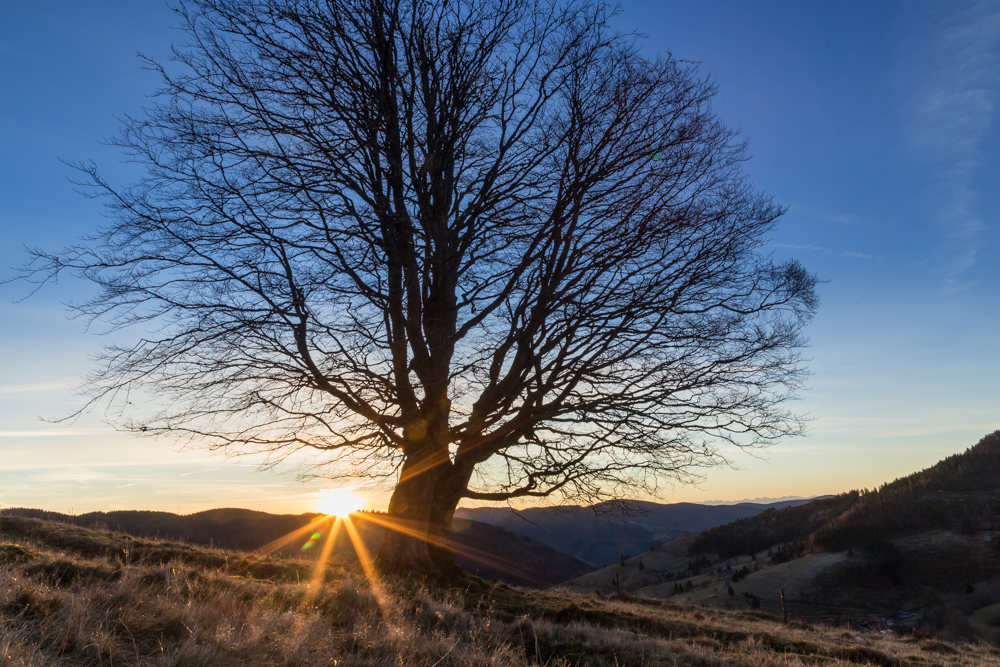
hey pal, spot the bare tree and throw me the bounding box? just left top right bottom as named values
left=23, top=0, right=817, bottom=579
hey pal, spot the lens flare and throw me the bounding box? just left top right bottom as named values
left=300, top=532, right=323, bottom=551
left=315, top=488, right=360, bottom=517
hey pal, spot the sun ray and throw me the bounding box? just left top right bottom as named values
left=340, top=514, right=380, bottom=586
left=339, top=513, right=409, bottom=645
left=352, top=512, right=548, bottom=585
left=256, top=514, right=332, bottom=556
left=299, top=515, right=341, bottom=613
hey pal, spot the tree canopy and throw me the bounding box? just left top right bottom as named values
left=24, top=0, right=818, bottom=578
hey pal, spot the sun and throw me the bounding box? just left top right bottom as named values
left=314, top=488, right=361, bottom=517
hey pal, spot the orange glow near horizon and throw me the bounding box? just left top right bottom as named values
left=256, top=503, right=546, bottom=636
left=257, top=506, right=542, bottom=586
left=257, top=514, right=332, bottom=556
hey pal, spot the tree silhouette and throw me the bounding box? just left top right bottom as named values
left=23, top=0, right=817, bottom=579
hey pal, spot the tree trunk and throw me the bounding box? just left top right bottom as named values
left=374, top=446, right=465, bottom=582
left=426, top=460, right=476, bottom=579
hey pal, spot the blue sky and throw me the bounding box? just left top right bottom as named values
left=1, top=1, right=998, bottom=514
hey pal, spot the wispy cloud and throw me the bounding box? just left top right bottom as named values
left=31, top=468, right=112, bottom=484
left=908, top=1, right=1000, bottom=289
left=772, top=243, right=878, bottom=260
left=786, top=203, right=859, bottom=226
left=0, top=429, right=109, bottom=438
left=810, top=417, right=1000, bottom=439
left=773, top=242, right=824, bottom=252
left=0, top=380, right=76, bottom=394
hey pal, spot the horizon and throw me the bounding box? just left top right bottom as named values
left=2, top=0, right=998, bottom=516
left=0, top=494, right=824, bottom=517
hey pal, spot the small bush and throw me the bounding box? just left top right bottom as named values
left=0, top=543, right=37, bottom=564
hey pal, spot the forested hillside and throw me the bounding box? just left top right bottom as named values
left=689, top=493, right=861, bottom=558
left=814, top=430, right=1000, bottom=549
left=688, top=431, right=1000, bottom=558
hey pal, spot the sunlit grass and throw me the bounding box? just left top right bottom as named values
left=2, top=514, right=998, bottom=666
left=299, top=515, right=340, bottom=613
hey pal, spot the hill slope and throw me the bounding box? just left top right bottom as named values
left=687, top=430, right=1000, bottom=559
left=1, top=514, right=991, bottom=666
left=688, top=494, right=861, bottom=559
left=814, top=430, right=1000, bottom=549
left=1, top=507, right=591, bottom=589
left=583, top=432, right=1000, bottom=643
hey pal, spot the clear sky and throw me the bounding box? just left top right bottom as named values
left=1, top=1, right=998, bottom=515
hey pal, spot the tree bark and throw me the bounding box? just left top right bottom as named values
left=427, top=460, right=477, bottom=577
left=373, top=440, right=467, bottom=582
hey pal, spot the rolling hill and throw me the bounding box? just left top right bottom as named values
left=0, top=507, right=592, bottom=589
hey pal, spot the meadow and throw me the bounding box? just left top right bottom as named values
left=2, top=515, right=998, bottom=666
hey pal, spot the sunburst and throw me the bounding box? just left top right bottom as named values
left=314, top=488, right=360, bottom=517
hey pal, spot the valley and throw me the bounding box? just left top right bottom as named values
left=555, top=431, right=1000, bottom=643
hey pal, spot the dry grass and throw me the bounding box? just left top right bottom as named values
left=2, top=516, right=999, bottom=666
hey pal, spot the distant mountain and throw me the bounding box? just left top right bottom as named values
left=0, top=507, right=591, bottom=589
left=689, top=430, right=1000, bottom=558
left=2, top=508, right=321, bottom=552
left=455, top=498, right=817, bottom=566
left=700, top=496, right=820, bottom=505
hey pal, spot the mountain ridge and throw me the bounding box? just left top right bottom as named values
left=455, top=497, right=820, bottom=566
left=687, top=430, right=1000, bottom=558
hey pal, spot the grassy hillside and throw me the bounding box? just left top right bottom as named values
left=1, top=507, right=592, bottom=589
left=2, top=514, right=996, bottom=666
left=560, top=536, right=702, bottom=596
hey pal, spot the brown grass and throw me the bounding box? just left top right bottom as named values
left=2, top=515, right=999, bottom=666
